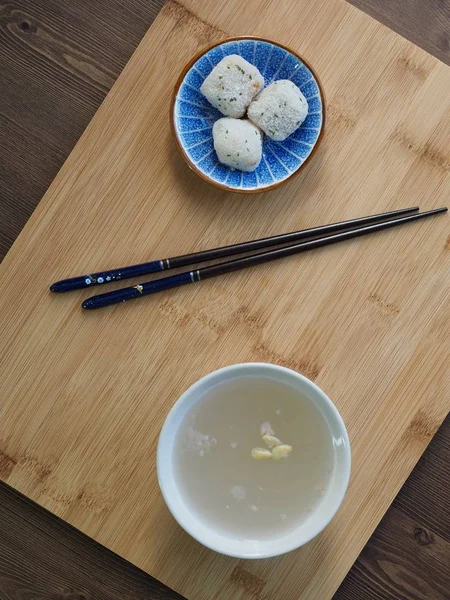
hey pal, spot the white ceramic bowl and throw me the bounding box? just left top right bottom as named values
left=157, top=363, right=350, bottom=558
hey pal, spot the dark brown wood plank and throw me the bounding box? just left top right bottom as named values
left=334, top=415, right=450, bottom=600
left=0, top=481, right=186, bottom=600
left=0, top=1, right=449, bottom=599
left=348, top=0, right=450, bottom=66
left=0, top=0, right=165, bottom=260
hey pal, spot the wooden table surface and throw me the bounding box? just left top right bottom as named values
left=0, top=1, right=449, bottom=598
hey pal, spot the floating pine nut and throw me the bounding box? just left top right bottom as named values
left=251, top=447, right=272, bottom=460
left=262, top=434, right=282, bottom=448
left=271, top=444, right=292, bottom=460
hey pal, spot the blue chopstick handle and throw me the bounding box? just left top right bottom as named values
left=82, top=272, right=194, bottom=310
left=50, top=260, right=163, bottom=292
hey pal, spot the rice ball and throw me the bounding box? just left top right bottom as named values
left=201, top=55, right=264, bottom=118
left=248, top=80, right=308, bottom=141
left=212, top=118, right=262, bottom=172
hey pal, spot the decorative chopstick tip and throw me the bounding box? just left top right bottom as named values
left=82, top=298, right=96, bottom=310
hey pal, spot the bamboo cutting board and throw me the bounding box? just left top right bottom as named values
left=1, top=0, right=449, bottom=598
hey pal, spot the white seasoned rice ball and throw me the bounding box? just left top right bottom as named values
left=200, top=55, right=264, bottom=118
left=248, top=80, right=308, bottom=141
left=212, top=118, right=262, bottom=172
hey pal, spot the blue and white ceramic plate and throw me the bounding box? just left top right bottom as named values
left=171, top=37, right=325, bottom=194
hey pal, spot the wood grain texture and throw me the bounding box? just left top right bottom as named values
left=334, top=413, right=450, bottom=599
left=0, top=482, right=186, bottom=600
left=0, top=417, right=448, bottom=600
left=1, top=0, right=449, bottom=261
left=1, top=1, right=450, bottom=600
left=0, top=0, right=165, bottom=260
left=1, top=2, right=449, bottom=599
left=349, top=0, right=450, bottom=67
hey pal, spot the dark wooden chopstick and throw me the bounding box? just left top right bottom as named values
left=50, top=207, right=419, bottom=292
left=81, top=207, right=447, bottom=310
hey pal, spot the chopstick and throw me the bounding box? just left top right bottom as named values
left=82, top=207, right=447, bottom=310
left=50, top=207, right=419, bottom=293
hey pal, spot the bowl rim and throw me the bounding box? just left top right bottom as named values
left=170, top=36, right=327, bottom=194
left=157, top=362, right=351, bottom=559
